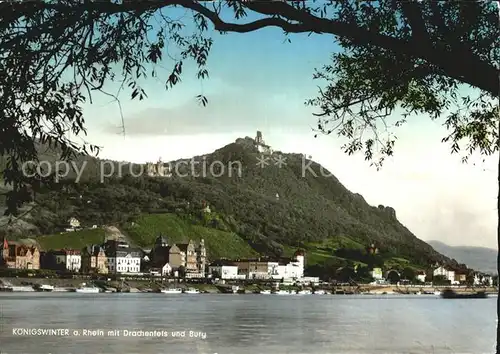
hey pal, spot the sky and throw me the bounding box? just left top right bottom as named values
left=78, top=6, right=498, bottom=250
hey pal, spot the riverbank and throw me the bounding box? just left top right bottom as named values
left=1, top=277, right=497, bottom=295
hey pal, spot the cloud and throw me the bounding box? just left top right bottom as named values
left=101, top=92, right=317, bottom=136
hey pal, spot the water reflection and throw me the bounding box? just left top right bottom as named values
left=0, top=293, right=495, bottom=354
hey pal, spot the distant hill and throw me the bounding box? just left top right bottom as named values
left=428, top=240, right=497, bottom=274
left=0, top=135, right=452, bottom=273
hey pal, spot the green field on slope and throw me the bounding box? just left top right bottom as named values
left=36, top=228, right=106, bottom=250
left=34, top=213, right=257, bottom=260
left=122, top=213, right=257, bottom=259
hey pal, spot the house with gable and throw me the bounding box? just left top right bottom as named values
left=81, top=245, right=108, bottom=274
left=149, top=234, right=207, bottom=278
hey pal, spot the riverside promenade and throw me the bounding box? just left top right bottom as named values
left=1, top=277, right=497, bottom=295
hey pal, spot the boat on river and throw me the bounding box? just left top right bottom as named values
left=297, top=289, right=312, bottom=295
left=75, top=283, right=100, bottom=293
left=75, top=286, right=100, bottom=293
left=275, top=290, right=294, bottom=295
left=259, top=289, right=271, bottom=294
left=184, top=288, right=201, bottom=294
left=34, top=284, right=54, bottom=292
left=160, top=288, right=183, bottom=294
left=440, top=288, right=487, bottom=299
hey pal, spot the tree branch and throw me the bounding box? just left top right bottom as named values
left=400, top=0, right=429, bottom=42
left=2, top=0, right=498, bottom=95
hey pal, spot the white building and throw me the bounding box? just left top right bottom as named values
left=416, top=273, right=426, bottom=283
left=105, top=242, right=142, bottom=274
left=65, top=217, right=81, bottom=232
left=209, top=261, right=243, bottom=279
left=433, top=266, right=457, bottom=284
left=474, top=273, right=493, bottom=286
left=370, top=268, right=383, bottom=280
left=269, top=251, right=305, bottom=281
left=158, top=262, right=172, bottom=276
left=54, top=249, right=81, bottom=272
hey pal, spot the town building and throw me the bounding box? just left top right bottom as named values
left=474, top=272, right=493, bottom=286
left=208, top=260, right=243, bottom=279
left=271, top=250, right=305, bottom=280
left=81, top=245, right=108, bottom=274
left=233, top=258, right=271, bottom=279
left=415, top=271, right=426, bottom=283
left=65, top=217, right=81, bottom=232
left=0, top=238, right=40, bottom=270
left=105, top=240, right=142, bottom=274
left=201, top=201, right=211, bottom=214
left=454, top=271, right=467, bottom=284
left=149, top=235, right=207, bottom=278
left=233, top=250, right=305, bottom=281
left=366, top=243, right=379, bottom=255
left=483, top=274, right=494, bottom=286
left=370, top=267, right=383, bottom=280
left=49, top=249, right=82, bottom=272
left=433, top=266, right=457, bottom=284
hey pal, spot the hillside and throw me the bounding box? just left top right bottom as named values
left=428, top=240, right=497, bottom=274
left=0, top=135, right=451, bottom=273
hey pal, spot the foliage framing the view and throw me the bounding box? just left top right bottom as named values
left=1, top=1, right=498, bottom=217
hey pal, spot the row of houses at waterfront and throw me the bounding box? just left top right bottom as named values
left=0, top=235, right=312, bottom=283
left=1, top=235, right=493, bottom=286
left=369, top=265, right=494, bottom=286
left=0, top=237, right=145, bottom=275
left=207, top=250, right=309, bottom=282
left=432, top=265, right=494, bottom=286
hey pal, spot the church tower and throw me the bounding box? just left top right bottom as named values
left=197, top=239, right=206, bottom=275
left=155, top=234, right=168, bottom=248
left=1, top=237, right=9, bottom=265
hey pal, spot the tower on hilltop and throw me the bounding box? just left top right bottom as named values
left=145, top=157, right=172, bottom=177
left=254, top=130, right=273, bottom=155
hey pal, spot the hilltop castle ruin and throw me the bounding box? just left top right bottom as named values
left=145, top=158, right=172, bottom=177
left=254, top=131, right=273, bottom=155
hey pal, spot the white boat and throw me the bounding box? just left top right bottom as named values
left=11, top=286, right=35, bottom=292
left=75, top=283, right=100, bottom=293
left=35, top=284, right=54, bottom=292
left=314, top=290, right=327, bottom=295
left=75, top=287, right=100, bottom=293
left=259, top=290, right=271, bottom=294
left=297, top=289, right=312, bottom=295
left=231, top=286, right=239, bottom=294
left=434, top=291, right=441, bottom=296
left=184, top=288, right=200, bottom=294
left=161, top=288, right=183, bottom=294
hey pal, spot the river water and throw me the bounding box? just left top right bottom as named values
left=0, top=293, right=496, bottom=354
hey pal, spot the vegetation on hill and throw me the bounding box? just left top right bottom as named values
left=32, top=214, right=257, bottom=261
left=36, top=229, right=106, bottom=251
left=0, top=137, right=452, bottom=277
left=122, top=213, right=257, bottom=259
